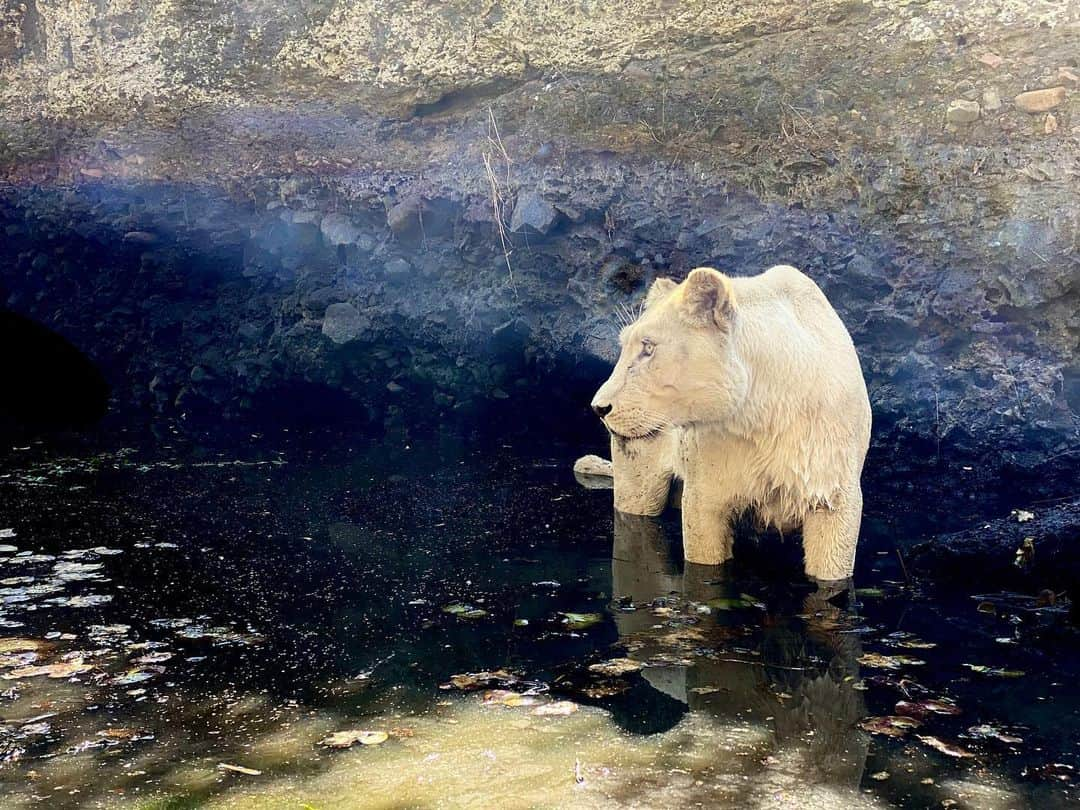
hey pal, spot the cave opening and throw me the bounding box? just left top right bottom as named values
left=0, top=311, right=110, bottom=434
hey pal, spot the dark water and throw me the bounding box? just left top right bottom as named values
left=0, top=427, right=1077, bottom=809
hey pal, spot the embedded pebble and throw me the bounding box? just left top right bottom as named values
left=1014, top=87, right=1067, bottom=113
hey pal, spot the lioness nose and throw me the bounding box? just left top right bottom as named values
left=592, top=403, right=613, bottom=418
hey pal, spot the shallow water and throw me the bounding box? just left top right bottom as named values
left=0, top=428, right=1077, bottom=809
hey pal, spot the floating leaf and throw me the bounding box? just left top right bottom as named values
left=962, top=664, right=1025, bottom=678
left=319, top=730, right=388, bottom=748
left=0, top=529, right=15, bottom=539
left=967, top=724, right=1023, bottom=744
left=871, top=771, right=890, bottom=781
left=443, top=670, right=522, bottom=691
left=561, top=612, right=602, bottom=630
left=532, top=701, right=579, bottom=716
left=442, top=603, right=489, bottom=620
left=690, top=686, right=721, bottom=695
left=917, top=735, right=974, bottom=758
left=4, top=660, right=94, bottom=679
left=45, top=594, right=113, bottom=608
left=109, top=665, right=166, bottom=685
left=705, top=596, right=762, bottom=611
left=0, top=638, right=50, bottom=654
left=133, top=651, right=173, bottom=664
left=587, top=658, right=643, bottom=677
left=896, top=699, right=961, bottom=718
left=858, top=715, right=922, bottom=737
left=218, top=763, right=262, bottom=775
left=858, top=653, right=926, bottom=670
left=482, top=690, right=541, bottom=708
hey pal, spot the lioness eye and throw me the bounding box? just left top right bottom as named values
left=641, top=340, right=655, bottom=357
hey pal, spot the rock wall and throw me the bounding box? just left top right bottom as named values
left=0, top=1, right=1077, bottom=478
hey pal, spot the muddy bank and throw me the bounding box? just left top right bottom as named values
left=0, top=0, right=1077, bottom=481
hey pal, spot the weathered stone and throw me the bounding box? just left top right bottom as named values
left=1014, top=87, right=1067, bottom=113
left=977, top=52, right=1003, bottom=69
left=509, top=191, right=559, bottom=235
left=1044, top=113, right=1058, bottom=134
left=982, top=87, right=1002, bottom=111
left=946, top=99, right=980, bottom=124
left=954, top=80, right=978, bottom=101
left=320, top=213, right=360, bottom=246
left=387, top=197, right=423, bottom=240
left=383, top=258, right=412, bottom=283
left=321, top=303, right=366, bottom=345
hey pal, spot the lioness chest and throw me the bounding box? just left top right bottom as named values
left=673, top=426, right=834, bottom=530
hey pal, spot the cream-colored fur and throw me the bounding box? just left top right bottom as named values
left=590, top=265, right=871, bottom=581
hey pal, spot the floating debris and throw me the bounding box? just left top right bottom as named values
left=0, top=638, right=50, bottom=654
left=319, top=730, right=388, bottom=748
left=561, top=612, right=602, bottom=630
left=858, top=715, right=922, bottom=737
left=442, top=603, right=489, bottom=620
left=218, top=763, right=263, bottom=775
left=442, top=670, right=534, bottom=692
left=45, top=594, right=113, bottom=608
left=109, top=665, right=166, bottom=685
left=858, top=653, right=926, bottom=670
left=481, top=690, right=542, bottom=708
left=963, top=664, right=1025, bottom=678
left=967, top=724, right=1023, bottom=744
left=896, top=699, right=961, bottom=718
left=0, top=529, right=15, bottom=539
left=917, top=735, right=975, bottom=759
left=531, top=701, right=579, bottom=716
left=587, top=658, right=643, bottom=677
left=4, top=660, right=94, bottom=679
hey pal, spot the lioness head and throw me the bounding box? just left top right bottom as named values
left=591, top=267, right=748, bottom=439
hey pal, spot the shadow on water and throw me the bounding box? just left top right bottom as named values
left=0, top=427, right=1077, bottom=808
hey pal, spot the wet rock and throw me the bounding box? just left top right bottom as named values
left=509, top=191, right=559, bottom=235
left=320, top=213, right=360, bottom=246
left=946, top=100, right=980, bottom=124
left=1014, top=87, right=1067, bottom=113
left=321, top=303, right=367, bottom=345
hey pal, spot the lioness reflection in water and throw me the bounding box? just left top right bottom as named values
left=608, top=509, right=871, bottom=803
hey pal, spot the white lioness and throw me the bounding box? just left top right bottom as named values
left=590, top=265, right=871, bottom=582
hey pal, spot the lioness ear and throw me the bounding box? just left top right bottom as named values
left=644, top=277, right=677, bottom=308
left=678, top=267, right=736, bottom=329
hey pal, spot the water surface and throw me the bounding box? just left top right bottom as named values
left=0, top=428, right=1076, bottom=808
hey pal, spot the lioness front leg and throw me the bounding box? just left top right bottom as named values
left=801, top=484, right=863, bottom=582
left=610, top=434, right=673, bottom=516
left=681, top=485, right=735, bottom=565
